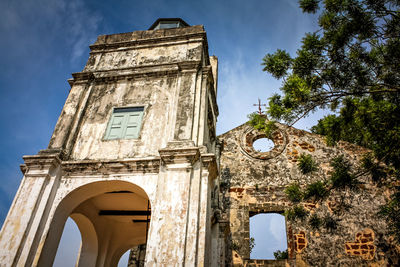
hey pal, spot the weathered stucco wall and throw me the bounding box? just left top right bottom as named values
left=218, top=122, right=399, bottom=266
left=70, top=76, right=178, bottom=160
left=0, top=22, right=220, bottom=267
left=48, top=24, right=218, bottom=161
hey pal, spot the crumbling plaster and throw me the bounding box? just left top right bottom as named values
left=0, top=23, right=220, bottom=267
left=218, top=122, right=398, bottom=266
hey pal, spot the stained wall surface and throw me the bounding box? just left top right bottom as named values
left=48, top=25, right=218, bottom=160
left=0, top=22, right=220, bottom=267
left=218, top=122, right=399, bottom=266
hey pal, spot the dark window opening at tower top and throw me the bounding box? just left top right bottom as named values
left=157, top=22, right=180, bottom=29
left=148, top=18, right=189, bottom=30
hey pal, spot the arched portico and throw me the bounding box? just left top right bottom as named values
left=36, top=179, right=153, bottom=267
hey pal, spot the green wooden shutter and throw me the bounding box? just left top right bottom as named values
left=107, top=114, right=125, bottom=139
left=124, top=111, right=143, bottom=139
left=105, top=107, right=144, bottom=140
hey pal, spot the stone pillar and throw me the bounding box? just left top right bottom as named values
left=0, top=152, right=61, bottom=267
left=144, top=145, right=199, bottom=266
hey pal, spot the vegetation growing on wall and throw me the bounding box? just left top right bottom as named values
left=308, top=214, right=322, bottom=229
left=329, top=155, right=359, bottom=189
left=249, top=237, right=255, bottom=254
left=323, top=215, right=338, bottom=232
left=261, top=0, right=400, bottom=242
left=283, top=155, right=358, bottom=232
left=285, top=205, right=309, bottom=221
left=298, top=154, right=319, bottom=174
left=247, top=113, right=276, bottom=138
left=304, top=181, right=328, bottom=200
left=285, top=183, right=303, bottom=202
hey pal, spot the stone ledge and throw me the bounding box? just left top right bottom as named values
left=62, top=157, right=161, bottom=176
left=90, top=26, right=206, bottom=51
left=159, top=146, right=200, bottom=166
left=22, top=153, right=62, bottom=171
left=89, top=37, right=205, bottom=55
left=69, top=61, right=202, bottom=85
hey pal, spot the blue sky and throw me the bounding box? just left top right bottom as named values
left=0, top=0, right=324, bottom=264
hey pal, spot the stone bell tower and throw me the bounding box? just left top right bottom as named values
left=0, top=18, right=220, bottom=266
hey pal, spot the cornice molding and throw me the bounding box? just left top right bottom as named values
left=89, top=38, right=204, bottom=55
left=62, top=157, right=161, bottom=176
left=159, top=147, right=200, bottom=166
left=90, top=32, right=207, bottom=52
left=68, top=61, right=202, bottom=86
left=21, top=153, right=62, bottom=175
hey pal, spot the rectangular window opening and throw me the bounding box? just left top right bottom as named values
left=104, top=107, right=144, bottom=140
left=249, top=212, right=288, bottom=260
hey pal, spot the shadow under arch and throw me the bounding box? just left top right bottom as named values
left=37, top=180, right=152, bottom=267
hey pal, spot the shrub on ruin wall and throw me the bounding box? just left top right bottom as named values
left=285, top=183, right=303, bottom=202
left=308, top=214, right=322, bottom=229
left=304, top=181, right=328, bottom=200
left=285, top=205, right=309, bottom=221
left=330, top=155, right=358, bottom=189
left=378, top=188, right=400, bottom=242
left=361, top=153, right=388, bottom=183
left=323, top=215, right=338, bottom=232
left=298, top=153, right=318, bottom=174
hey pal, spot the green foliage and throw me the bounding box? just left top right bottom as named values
left=312, top=98, right=400, bottom=168
left=330, top=155, right=358, bottom=188
left=273, top=249, right=289, bottom=260
left=361, top=153, right=387, bottom=183
left=298, top=154, right=319, bottom=174
left=249, top=237, right=255, bottom=254
left=323, top=215, right=338, bottom=232
left=285, top=183, right=303, bottom=202
left=379, top=188, right=400, bottom=243
left=299, top=0, right=319, bottom=13
left=262, top=49, right=292, bottom=79
left=285, top=205, right=309, bottom=221
left=309, top=214, right=322, bottom=229
left=247, top=113, right=277, bottom=137
left=261, top=0, right=400, bottom=243
left=304, top=181, right=328, bottom=200
left=262, top=0, right=400, bottom=172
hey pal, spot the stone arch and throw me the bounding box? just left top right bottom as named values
left=70, top=213, right=98, bottom=267
left=109, top=237, right=147, bottom=267
left=37, top=180, right=152, bottom=267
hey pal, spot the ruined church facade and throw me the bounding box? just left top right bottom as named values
left=0, top=19, right=398, bottom=267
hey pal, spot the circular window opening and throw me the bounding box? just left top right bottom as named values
left=253, top=138, right=274, bottom=152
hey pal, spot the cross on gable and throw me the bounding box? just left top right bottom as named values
left=253, top=98, right=267, bottom=115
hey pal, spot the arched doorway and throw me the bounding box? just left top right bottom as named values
left=37, top=180, right=151, bottom=267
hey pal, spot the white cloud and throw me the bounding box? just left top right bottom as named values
left=64, top=0, right=102, bottom=62
left=0, top=0, right=102, bottom=64
left=268, top=214, right=287, bottom=244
